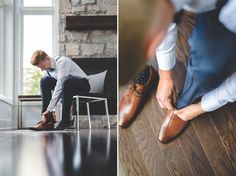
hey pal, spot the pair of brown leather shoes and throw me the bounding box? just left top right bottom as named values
left=119, top=64, right=189, bottom=143
left=158, top=110, right=189, bottom=143
left=119, top=65, right=155, bottom=127
left=29, top=112, right=57, bottom=131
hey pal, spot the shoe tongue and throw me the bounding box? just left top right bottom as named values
left=133, top=66, right=150, bottom=85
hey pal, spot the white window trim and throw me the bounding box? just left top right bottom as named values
left=0, top=7, right=4, bottom=95
left=0, top=95, right=12, bottom=105
left=0, top=4, right=14, bottom=105
left=15, top=0, right=58, bottom=96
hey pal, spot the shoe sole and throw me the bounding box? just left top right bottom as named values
left=28, top=127, right=55, bottom=131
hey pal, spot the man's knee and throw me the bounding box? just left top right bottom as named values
left=40, top=76, right=55, bottom=89
left=190, top=61, right=225, bottom=87
left=190, top=55, right=232, bottom=86
left=61, top=76, right=74, bottom=90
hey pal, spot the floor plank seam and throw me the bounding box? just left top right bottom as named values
left=131, top=113, right=159, bottom=176
left=209, top=112, right=236, bottom=172
left=150, top=96, right=178, bottom=176
left=177, top=134, right=196, bottom=176
left=191, top=118, right=217, bottom=176
left=148, top=110, right=175, bottom=176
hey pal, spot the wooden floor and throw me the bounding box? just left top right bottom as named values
left=119, top=12, right=236, bottom=176
left=119, top=91, right=236, bottom=176
left=0, top=129, right=117, bottom=176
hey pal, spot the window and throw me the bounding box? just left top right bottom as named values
left=23, top=0, right=52, bottom=7
left=19, top=0, right=56, bottom=95
left=0, top=7, right=4, bottom=95
left=23, top=15, right=53, bottom=94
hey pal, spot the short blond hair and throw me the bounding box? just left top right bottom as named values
left=30, top=50, right=48, bottom=66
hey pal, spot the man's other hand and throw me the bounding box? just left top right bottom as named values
left=42, top=110, right=51, bottom=121
left=156, top=70, right=177, bottom=110
left=174, top=102, right=205, bottom=121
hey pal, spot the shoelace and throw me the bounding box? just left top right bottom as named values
left=127, top=66, right=151, bottom=96
left=128, top=81, right=142, bottom=96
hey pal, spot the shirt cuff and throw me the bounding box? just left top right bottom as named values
left=219, top=0, right=236, bottom=34
left=171, top=0, right=191, bottom=12
left=47, top=104, right=56, bottom=112
left=156, top=50, right=176, bottom=70
left=201, top=90, right=224, bottom=112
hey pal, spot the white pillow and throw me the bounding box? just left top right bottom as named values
left=88, top=70, right=107, bottom=93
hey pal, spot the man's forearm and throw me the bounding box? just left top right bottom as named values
left=158, top=69, right=174, bottom=80
left=47, top=81, right=62, bottom=112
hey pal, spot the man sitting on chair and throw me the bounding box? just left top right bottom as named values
left=29, top=50, right=90, bottom=130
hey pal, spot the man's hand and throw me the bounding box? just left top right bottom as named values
left=174, top=102, right=205, bottom=121
left=156, top=69, right=177, bottom=110
left=42, top=110, right=51, bottom=121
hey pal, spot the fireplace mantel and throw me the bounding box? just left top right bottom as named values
left=65, top=15, right=117, bottom=31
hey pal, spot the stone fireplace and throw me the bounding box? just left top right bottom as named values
left=58, top=0, right=117, bottom=58
left=57, top=0, right=117, bottom=128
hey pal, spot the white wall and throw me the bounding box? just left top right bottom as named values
left=0, top=2, right=15, bottom=129
left=3, top=4, right=14, bottom=100
left=0, top=100, right=13, bottom=129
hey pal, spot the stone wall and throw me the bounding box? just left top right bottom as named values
left=58, top=0, right=117, bottom=58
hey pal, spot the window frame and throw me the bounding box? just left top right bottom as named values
left=16, top=0, right=57, bottom=95
left=23, top=0, right=53, bottom=7
left=0, top=7, right=4, bottom=95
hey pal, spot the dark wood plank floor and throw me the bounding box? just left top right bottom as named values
left=0, top=129, right=117, bottom=176
left=119, top=12, right=236, bottom=176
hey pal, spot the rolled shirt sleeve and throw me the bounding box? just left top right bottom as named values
left=201, top=71, right=236, bottom=112
left=219, top=0, right=236, bottom=34
left=171, top=0, right=217, bottom=13
left=156, top=23, right=177, bottom=71
left=47, top=58, right=70, bottom=112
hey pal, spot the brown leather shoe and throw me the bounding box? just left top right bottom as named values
left=119, top=65, right=155, bottom=127
left=44, top=112, right=57, bottom=123
left=29, top=112, right=57, bottom=131
left=158, top=110, right=189, bottom=143
left=29, top=120, right=55, bottom=131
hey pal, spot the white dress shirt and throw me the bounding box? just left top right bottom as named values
left=156, top=0, right=236, bottom=112
left=201, top=72, right=236, bottom=111
left=156, top=23, right=177, bottom=70
left=45, top=56, right=88, bottom=112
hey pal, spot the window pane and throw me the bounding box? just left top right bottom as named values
left=23, top=15, right=52, bottom=95
left=23, top=0, right=52, bottom=7
left=0, top=8, right=3, bottom=94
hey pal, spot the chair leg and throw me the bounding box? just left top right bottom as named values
left=18, top=100, right=20, bottom=129
left=87, top=129, right=92, bottom=154
left=87, top=102, right=91, bottom=129
left=20, top=101, right=23, bottom=129
left=104, top=99, right=110, bottom=129
left=60, top=99, right=62, bottom=122
left=75, top=97, right=80, bottom=130
left=106, top=129, right=111, bottom=161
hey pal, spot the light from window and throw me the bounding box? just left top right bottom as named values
left=0, top=8, right=3, bottom=94
left=23, top=0, right=52, bottom=7
left=23, top=15, right=53, bottom=95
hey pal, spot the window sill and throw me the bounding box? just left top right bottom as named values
left=0, top=95, right=13, bottom=105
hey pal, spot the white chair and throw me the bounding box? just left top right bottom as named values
left=73, top=70, right=111, bottom=129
